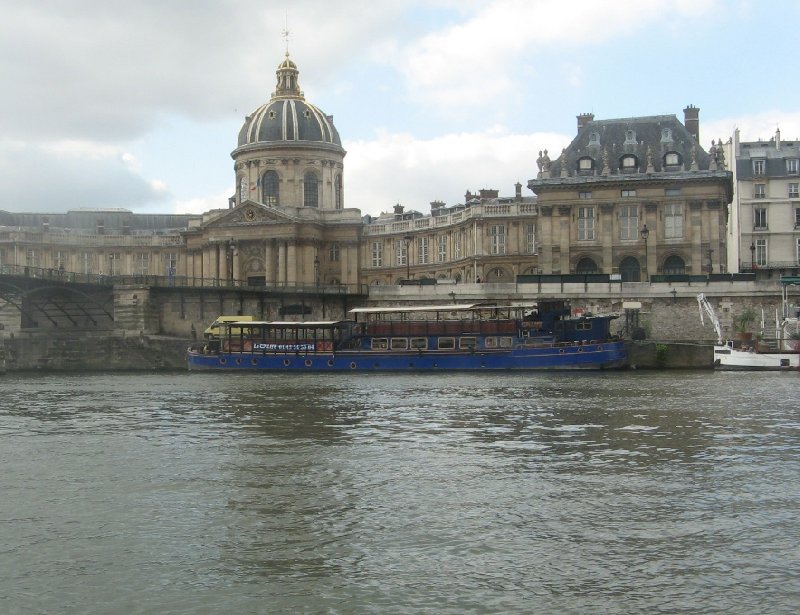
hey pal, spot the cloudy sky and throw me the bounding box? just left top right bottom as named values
left=2, top=0, right=799, bottom=218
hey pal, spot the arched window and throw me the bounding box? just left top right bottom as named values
left=619, top=256, right=641, bottom=282
left=303, top=171, right=319, bottom=208
left=334, top=174, right=343, bottom=209
left=575, top=257, right=598, bottom=274
left=486, top=267, right=507, bottom=282
left=663, top=255, right=686, bottom=275
left=262, top=170, right=279, bottom=206
left=239, top=177, right=247, bottom=203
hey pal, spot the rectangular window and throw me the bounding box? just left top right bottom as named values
left=789, top=183, right=799, bottom=198
left=619, top=205, right=639, bottom=240
left=437, top=337, right=455, bottom=350
left=371, top=241, right=383, bottom=267
left=417, top=236, right=428, bottom=264
left=459, top=337, right=477, bottom=350
left=754, top=207, right=767, bottom=229
left=437, top=235, right=447, bottom=263
left=526, top=224, right=536, bottom=254
left=665, top=188, right=681, bottom=196
left=165, top=252, right=178, bottom=276
left=621, top=189, right=636, bottom=197
left=754, top=184, right=766, bottom=198
left=134, top=253, right=149, bottom=275
left=96, top=219, right=105, bottom=234
left=81, top=252, right=93, bottom=275
left=755, top=239, right=767, bottom=267
left=665, top=203, right=684, bottom=239
left=410, top=337, right=428, bottom=350
left=390, top=338, right=408, bottom=350
left=797, top=238, right=800, bottom=265
left=26, top=249, right=39, bottom=268
left=454, top=232, right=461, bottom=260
left=795, top=207, right=800, bottom=228
left=108, top=252, right=120, bottom=275
left=578, top=191, right=592, bottom=199
left=489, top=225, right=506, bottom=255
left=397, top=241, right=408, bottom=267
left=371, top=338, right=388, bottom=350
left=753, top=159, right=766, bottom=175
left=329, top=243, right=340, bottom=262
left=53, top=251, right=67, bottom=269
left=578, top=206, right=595, bottom=240
left=787, top=159, right=799, bottom=175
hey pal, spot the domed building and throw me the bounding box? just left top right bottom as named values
left=182, top=53, right=362, bottom=288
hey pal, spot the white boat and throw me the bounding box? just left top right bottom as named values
left=697, top=291, right=800, bottom=371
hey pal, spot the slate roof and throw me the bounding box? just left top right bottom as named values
left=539, top=114, right=712, bottom=179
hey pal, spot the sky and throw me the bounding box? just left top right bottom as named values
left=2, top=0, right=800, bottom=219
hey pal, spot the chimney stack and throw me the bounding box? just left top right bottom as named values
left=775, top=127, right=781, bottom=150
left=577, top=112, right=595, bottom=132
left=683, top=104, right=700, bottom=143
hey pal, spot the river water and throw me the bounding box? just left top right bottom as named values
left=1, top=370, right=798, bottom=614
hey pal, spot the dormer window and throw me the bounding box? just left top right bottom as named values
left=621, top=155, right=638, bottom=171
left=577, top=157, right=594, bottom=173
left=661, top=128, right=673, bottom=143
left=588, top=132, right=600, bottom=145
left=753, top=159, right=766, bottom=175
left=624, top=130, right=637, bottom=144
left=664, top=152, right=681, bottom=167
left=787, top=159, right=799, bottom=175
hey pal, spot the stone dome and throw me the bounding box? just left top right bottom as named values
left=237, top=53, right=342, bottom=148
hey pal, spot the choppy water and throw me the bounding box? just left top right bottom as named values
left=1, top=371, right=799, bottom=614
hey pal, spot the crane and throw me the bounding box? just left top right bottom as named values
left=697, top=293, right=723, bottom=345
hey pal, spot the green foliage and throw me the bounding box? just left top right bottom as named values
left=655, top=343, right=669, bottom=367
left=734, top=307, right=757, bottom=333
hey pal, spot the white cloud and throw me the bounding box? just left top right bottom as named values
left=704, top=111, right=800, bottom=147
left=344, top=126, right=570, bottom=216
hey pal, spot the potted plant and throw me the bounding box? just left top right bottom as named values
left=734, top=307, right=757, bottom=342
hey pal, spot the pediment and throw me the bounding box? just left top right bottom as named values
left=202, top=201, right=298, bottom=229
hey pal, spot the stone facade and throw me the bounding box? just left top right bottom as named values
left=528, top=108, right=733, bottom=280
left=723, top=128, right=800, bottom=276
left=0, top=59, right=735, bottom=291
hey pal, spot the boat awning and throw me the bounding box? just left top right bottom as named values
left=349, top=302, right=535, bottom=315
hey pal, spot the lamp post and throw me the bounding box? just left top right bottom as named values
left=750, top=242, right=756, bottom=271
left=403, top=234, right=412, bottom=280
left=640, top=224, right=650, bottom=281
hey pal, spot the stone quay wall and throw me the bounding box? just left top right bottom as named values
left=1, top=279, right=796, bottom=371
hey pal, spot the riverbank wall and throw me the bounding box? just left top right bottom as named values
left=0, top=333, right=710, bottom=372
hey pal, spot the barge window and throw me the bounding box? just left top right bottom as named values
left=499, top=336, right=513, bottom=348
left=372, top=338, right=388, bottom=350
left=438, top=337, right=455, bottom=350
left=485, top=336, right=498, bottom=348
left=391, top=338, right=408, bottom=350
left=576, top=322, right=593, bottom=331
left=459, top=337, right=477, bottom=350
left=410, top=337, right=428, bottom=350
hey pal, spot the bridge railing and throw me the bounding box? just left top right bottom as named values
left=0, top=264, right=367, bottom=295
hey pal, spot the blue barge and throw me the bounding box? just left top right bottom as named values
left=186, top=301, right=627, bottom=372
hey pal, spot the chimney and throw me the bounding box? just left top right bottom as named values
left=683, top=104, right=700, bottom=143
left=577, top=112, right=595, bottom=132
left=515, top=182, right=522, bottom=201
left=775, top=127, right=781, bottom=150
left=393, top=203, right=404, bottom=219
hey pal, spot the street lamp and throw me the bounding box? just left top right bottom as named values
left=403, top=234, right=412, bottom=280
left=640, top=224, right=650, bottom=281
